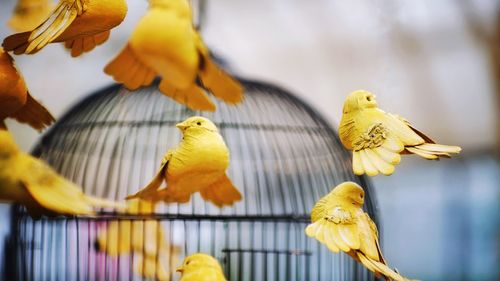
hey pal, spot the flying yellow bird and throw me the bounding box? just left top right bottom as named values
left=339, top=90, right=461, bottom=176
left=0, top=130, right=122, bottom=217
left=0, top=47, right=54, bottom=131
left=3, top=0, right=127, bottom=57
left=126, top=116, right=242, bottom=207
left=8, top=0, right=55, bottom=32
left=96, top=199, right=180, bottom=281
left=104, top=0, right=243, bottom=112
left=305, top=182, right=415, bottom=281
left=176, top=253, right=227, bottom=281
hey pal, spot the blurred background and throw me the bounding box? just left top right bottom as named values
left=0, top=0, right=499, bottom=280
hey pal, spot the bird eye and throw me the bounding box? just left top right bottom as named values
left=196, top=122, right=201, bottom=126
left=186, top=261, right=191, bottom=265
left=366, top=96, right=371, bottom=101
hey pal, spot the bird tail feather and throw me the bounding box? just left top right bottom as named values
left=104, top=44, right=156, bottom=90
left=65, top=31, right=110, bottom=57
left=200, top=175, right=242, bottom=207
left=407, top=143, right=461, bottom=160
left=11, top=93, right=55, bottom=131
left=357, top=252, right=410, bottom=281
left=158, top=80, right=216, bottom=111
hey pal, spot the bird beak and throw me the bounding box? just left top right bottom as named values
left=176, top=266, right=183, bottom=273
left=176, top=122, right=188, bottom=130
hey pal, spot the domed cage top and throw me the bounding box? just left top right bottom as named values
left=5, top=78, right=379, bottom=281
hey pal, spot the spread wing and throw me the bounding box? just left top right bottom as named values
left=351, top=123, right=403, bottom=176
left=126, top=151, right=172, bottom=200
left=305, top=206, right=362, bottom=253
left=3, top=0, right=87, bottom=54
left=20, top=157, right=95, bottom=215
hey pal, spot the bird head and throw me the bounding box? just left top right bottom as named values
left=342, top=90, right=378, bottom=114
left=0, top=130, right=19, bottom=158
left=332, top=181, right=365, bottom=206
left=176, top=116, right=219, bottom=135
left=176, top=253, right=223, bottom=274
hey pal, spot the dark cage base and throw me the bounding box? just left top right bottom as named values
left=4, top=79, right=379, bottom=281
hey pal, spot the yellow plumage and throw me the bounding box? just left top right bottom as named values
left=0, top=130, right=122, bottom=217
left=0, top=47, right=54, bottom=131
left=8, top=0, right=55, bottom=32
left=176, top=253, right=227, bottom=281
left=104, top=0, right=243, bottom=111
left=339, top=90, right=461, bottom=176
left=3, top=0, right=127, bottom=57
left=96, top=199, right=180, bottom=281
left=126, top=116, right=242, bottom=207
left=305, top=182, right=416, bottom=281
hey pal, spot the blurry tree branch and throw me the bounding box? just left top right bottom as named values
left=457, top=0, right=500, bottom=153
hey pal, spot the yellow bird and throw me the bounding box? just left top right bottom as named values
left=104, top=0, right=243, bottom=112
left=3, top=0, right=127, bottom=57
left=176, top=253, right=227, bottom=281
left=339, top=90, right=461, bottom=176
left=126, top=116, right=242, bottom=207
left=305, top=182, right=415, bottom=281
left=0, top=130, right=122, bottom=217
left=0, top=47, right=54, bottom=131
left=8, top=0, right=55, bottom=32
left=96, top=199, right=180, bottom=281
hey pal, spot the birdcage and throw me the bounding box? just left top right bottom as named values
left=4, top=78, right=380, bottom=281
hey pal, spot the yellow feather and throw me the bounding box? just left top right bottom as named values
left=365, top=148, right=394, bottom=176
left=359, top=150, right=379, bottom=176
left=374, top=146, right=401, bottom=165
left=323, top=224, right=341, bottom=253
left=352, top=151, right=365, bottom=175
left=406, top=147, right=438, bottom=160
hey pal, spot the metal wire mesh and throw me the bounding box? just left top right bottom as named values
left=5, top=78, right=379, bottom=281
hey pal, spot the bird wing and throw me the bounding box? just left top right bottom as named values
left=351, top=122, right=403, bottom=176
left=305, top=206, right=361, bottom=253
left=0, top=50, right=20, bottom=90
left=19, top=157, right=95, bottom=215
left=126, top=151, right=172, bottom=200
left=195, top=33, right=243, bottom=105
left=11, top=93, right=55, bottom=131
left=200, top=174, right=242, bottom=207
left=3, top=0, right=87, bottom=54
left=104, top=44, right=156, bottom=90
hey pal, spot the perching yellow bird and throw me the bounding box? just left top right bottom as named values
left=104, top=0, right=243, bottom=111
left=305, top=182, right=414, bottom=281
left=3, top=0, right=127, bottom=57
left=126, top=116, right=242, bottom=207
left=8, top=0, right=55, bottom=32
left=0, top=130, right=122, bottom=217
left=96, top=199, right=180, bottom=281
left=339, top=90, right=461, bottom=176
left=176, top=253, right=227, bottom=281
left=0, top=47, right=54, bottom=131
